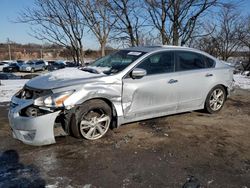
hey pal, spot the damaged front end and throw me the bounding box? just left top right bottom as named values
left=8, top=87, right=62, bottom=146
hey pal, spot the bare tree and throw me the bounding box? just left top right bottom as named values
left=194, top=36, right=220, bottom=57
left=191, top=21, right=219, bottom=56
left=138, top=32, right=162, bottom=46
left=107, top=0, right=145, bottom=47
left=76, top=0, right=117, bottom=57
left=212, top=3, right=243, bottom=60
left=239, top=16, right=250, bottom=62
left=145, top=0, right=170, bottom=44
left=194, top=3, right=244, bottom=61
left=17, top=0, right=85, bottom=63
left=145, top=0, right=217, bottom=45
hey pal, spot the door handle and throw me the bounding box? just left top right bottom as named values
left=168, top=79, right=178, bottom=84
left=205, top=73, right=213, bottom=77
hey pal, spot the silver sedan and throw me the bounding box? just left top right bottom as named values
left=9, top=46, right=234, bottom=145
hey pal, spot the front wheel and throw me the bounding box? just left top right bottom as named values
left=204, top=85, right=226, bottom=113
left=71, top=100, right=112, bottom=140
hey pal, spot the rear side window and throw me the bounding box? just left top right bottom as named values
left=205, top=56, right=215, bottom=68
left=176, top=51, right=206, bottom=71
left=136, top=51, right=174, bottom=75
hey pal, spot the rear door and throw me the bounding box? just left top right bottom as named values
left=122, top=51, right=179, bottom=121
left=175, top=51, right=215, bottom=111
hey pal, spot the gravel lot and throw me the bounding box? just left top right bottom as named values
left=0, top=89, right=249, bottom=188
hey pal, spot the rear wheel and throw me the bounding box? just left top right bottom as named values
left=71, top=99, right=112, bottom=140
left=204, top=85, right=226, bottom=113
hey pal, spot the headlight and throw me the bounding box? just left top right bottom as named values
left=34, top=90, right=74, bottom=107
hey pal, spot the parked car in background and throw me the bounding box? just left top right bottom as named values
left=65, top=61, right=78, bottom=67
left=48, top=61, right=66, bottom=71
left=47, top=60, right=78, bottom=67
left=3, top=62, right=22, bottom=72
left=47, top=60, right=56, bottom=65
left=8, top=46, right=234, bottom=146
left=43, top=60, right=48, bottom=67
left=0, top=61, right=9, bottom=72
left=20, top=60, right=46, bottom=72
left=0, top=60, right=13, bottom=64
left=0, top=73, right=21, bottom=80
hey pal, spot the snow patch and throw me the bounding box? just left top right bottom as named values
left=0, top=80, right=28, bottom=102
left=233, top=74, right=250, bottom=90
left=46, top=68, right=93, bottom=81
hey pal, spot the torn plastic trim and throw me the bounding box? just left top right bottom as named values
left=9, top=96, right=61, bottom=146
left=9, top=110, right=61, bottom=146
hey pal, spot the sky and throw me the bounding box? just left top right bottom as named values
left=0, top=0, right=250, bottom=49
left=0, top=0, right=98, bottom=49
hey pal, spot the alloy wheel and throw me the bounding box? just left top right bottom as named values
left=209, top=88, right=225, bottom=111
left=79, top=110, right=111, bottom=140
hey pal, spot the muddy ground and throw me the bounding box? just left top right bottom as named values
left=0, top=89, right=250, bottom=188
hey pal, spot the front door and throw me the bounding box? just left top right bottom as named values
left=122, top=51, right=179, bottom=121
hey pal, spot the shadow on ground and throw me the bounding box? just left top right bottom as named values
left=0, top=150, right=46, bottom=188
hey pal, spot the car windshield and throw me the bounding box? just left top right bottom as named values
left=88, top=50, right=146, bottom=75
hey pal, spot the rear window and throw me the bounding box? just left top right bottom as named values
left=205, top=56, right=215, bottom=68
left=176, top=51, right=206, bottom=71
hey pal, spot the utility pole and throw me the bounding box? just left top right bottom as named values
left=7, top=38, right=11, bottom=60
left=40, top=48, right=43, bottom=59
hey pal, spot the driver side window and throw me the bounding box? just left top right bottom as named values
left=136, top=51, right=174, bottom=75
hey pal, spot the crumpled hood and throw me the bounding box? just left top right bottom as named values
left=26, top=68, right=105, bottom=90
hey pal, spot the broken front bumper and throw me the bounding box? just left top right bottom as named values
left=8, top=97, right=61, bottom=146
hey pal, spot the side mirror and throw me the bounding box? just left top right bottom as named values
left=131, top=68, right=147, bottom=79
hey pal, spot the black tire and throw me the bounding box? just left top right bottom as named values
left=42, top=67, right=45, bottom=71
left=204, top=85, right=226, bottom=114
left=70, top=99, right=112, bottom=140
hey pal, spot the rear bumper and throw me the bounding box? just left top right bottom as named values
left=8, top=97, right=61, bottom=146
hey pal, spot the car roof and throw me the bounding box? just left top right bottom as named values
left=124, top=45, right=216, bottom=59
left=125, top=45, right=204, bottom=53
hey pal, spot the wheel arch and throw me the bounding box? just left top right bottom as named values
left=62, top=97, right=119, bottom=135
left=206, top=83, right=229, bottom=100
left=203, top=84, right=228, bottom=113
left=86, top=97, right=118, bottom=129
left=211, top=84, right=228, bottom=98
